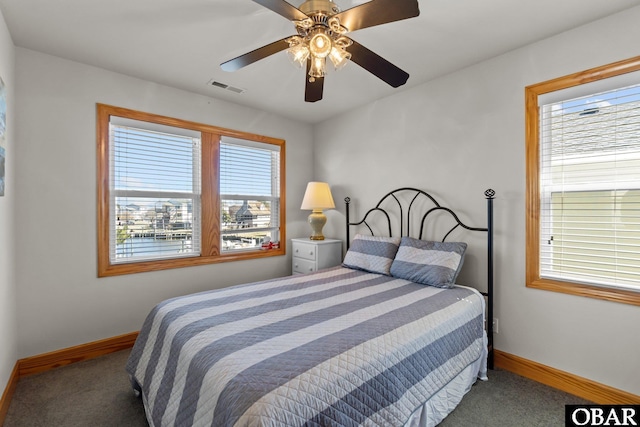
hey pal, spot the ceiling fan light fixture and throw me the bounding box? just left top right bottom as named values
left=309, top=32, right=332, bottom=58
left=220, top=0, right=419, bottom=102
left=328, top=46, right=350, bottom=70
left=309, top=56, right=326, bottom=78
left=286, top=39, right=310, bottom=68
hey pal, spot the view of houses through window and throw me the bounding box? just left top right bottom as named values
left=114, top=197, right=277, bottom=259
left=115, top=198, right=196, bottom=259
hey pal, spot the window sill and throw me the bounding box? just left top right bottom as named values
left=98, top=248, right=286, bottom=277
left=527, top=277, right=640, bottom=306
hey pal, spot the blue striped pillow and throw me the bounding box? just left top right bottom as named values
left=390, top=237, right=467, bottom=288
left=342, top=234, right=401, bottom=275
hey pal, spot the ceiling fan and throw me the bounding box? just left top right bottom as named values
left=220, top=0, right=420, bottom=102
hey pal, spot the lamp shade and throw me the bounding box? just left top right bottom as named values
left=300, top=182, right=335, bottom=210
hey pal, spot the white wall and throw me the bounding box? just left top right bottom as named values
left=14, top=48, right=314, bottom=358
left=0, top=8, right=16, bottom=397
left=315, top=7, right=640, bottom=396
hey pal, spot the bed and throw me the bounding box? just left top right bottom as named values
left=126, top=187, right=495, bottom=427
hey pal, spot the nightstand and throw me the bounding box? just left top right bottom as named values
left=291, top=238, right=342, bottom=274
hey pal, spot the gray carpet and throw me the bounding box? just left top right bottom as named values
left=4, top=349, right=591, bottom=426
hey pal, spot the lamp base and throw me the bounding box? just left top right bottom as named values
left=307, top=209, right=327, bottom=240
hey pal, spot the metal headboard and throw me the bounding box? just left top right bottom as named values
left=344, top=187, right=496, bottom=369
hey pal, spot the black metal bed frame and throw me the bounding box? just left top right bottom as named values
left=345, top=187, right=495, bottom=369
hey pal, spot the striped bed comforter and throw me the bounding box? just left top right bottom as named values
left=126, top=266, right=487, bottom=427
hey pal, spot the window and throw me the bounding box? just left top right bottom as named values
left=97, top=104, right=285, bottom=277
left=109, top=118, right=202, bottom=263
left=220, top=138, right=281, bottom=251
left=525, top=56, right=640, bottom=305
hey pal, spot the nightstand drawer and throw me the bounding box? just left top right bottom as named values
left=291, top=238, right=342, bottom=275
left=293, top=241, right=317, bottom=261
left=293, top=258, right=317, bottom=274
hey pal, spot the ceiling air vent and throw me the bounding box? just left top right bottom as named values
left=207, top=79, right=246, bottom=94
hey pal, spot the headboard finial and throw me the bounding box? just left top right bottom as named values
left=344, top=197, right=351, bottom=204
left=485, top=189, right=495, bottom=199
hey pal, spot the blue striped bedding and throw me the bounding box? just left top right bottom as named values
left=126, top=266, right=487, bottom=426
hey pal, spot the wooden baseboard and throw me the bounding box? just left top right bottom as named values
left=18, top=331, right=139, bottom=377
left=0, top=362, right=19, bottom=424
left=495, top=349, right=640, bottom=404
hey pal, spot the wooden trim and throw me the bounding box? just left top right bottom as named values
left=526, top=56, right=640, bottom=96
left=17, top=332, right=138, bottom=377
left=96, top=104, right=111, bottom=278
left=524, top=83, right=541, bottom=290
left=278, top=141, right=287, bottom=249
left=201, top=132, right=220, bottom=257
left=528, top=278, right=640, bottom=306
left=0, top=362, right=19, bottom=425
left=96, top=103, right=287, bottom=277
left=524, top=56, right=640, bottom=306
left=495, top=350, right=640, bottom=404
left=99, top=248, right=286, bottom=276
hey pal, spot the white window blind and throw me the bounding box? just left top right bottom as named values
left=539, top=82, right=640, bottom=291
left=220, top=136, right=280, bottom=252
left=109, top=121, right=201, bottom=263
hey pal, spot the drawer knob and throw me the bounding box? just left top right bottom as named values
left=308, top=267, right=313, bottom=271
left=309, top=251, right=314, bottom=255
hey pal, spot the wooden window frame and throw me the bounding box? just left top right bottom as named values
left=97, top=104, right=286, bottom=277
left=525, top=56, right=640, bottom=306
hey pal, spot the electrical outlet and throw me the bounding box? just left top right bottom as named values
left=492, top=318, right=499, bottom=334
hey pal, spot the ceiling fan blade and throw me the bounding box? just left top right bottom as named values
left=221, top=38, right=291, bottom=72
left=252, top=0, right=309, bottom=22
left=348, top=39, right=409, bottom=88
left=335, top=0, right=419, bottom=32
left=305, top=61, right=324, bottom=102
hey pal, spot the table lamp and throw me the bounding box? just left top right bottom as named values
left=300, top=182, right=335, bottom=240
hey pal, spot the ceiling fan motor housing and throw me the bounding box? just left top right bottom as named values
left=299, top=0, right=340, bottom=17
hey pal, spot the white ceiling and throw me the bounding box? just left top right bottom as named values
left=1, top=0, right=640, bottom=123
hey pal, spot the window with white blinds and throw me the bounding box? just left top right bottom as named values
left=538, top=82, right=640, bottom=291
left=97, top=104, right=286, bottom=277
left=219, top=137, right=281, bottom=252
left=110, top=121, right=201, bottom=263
